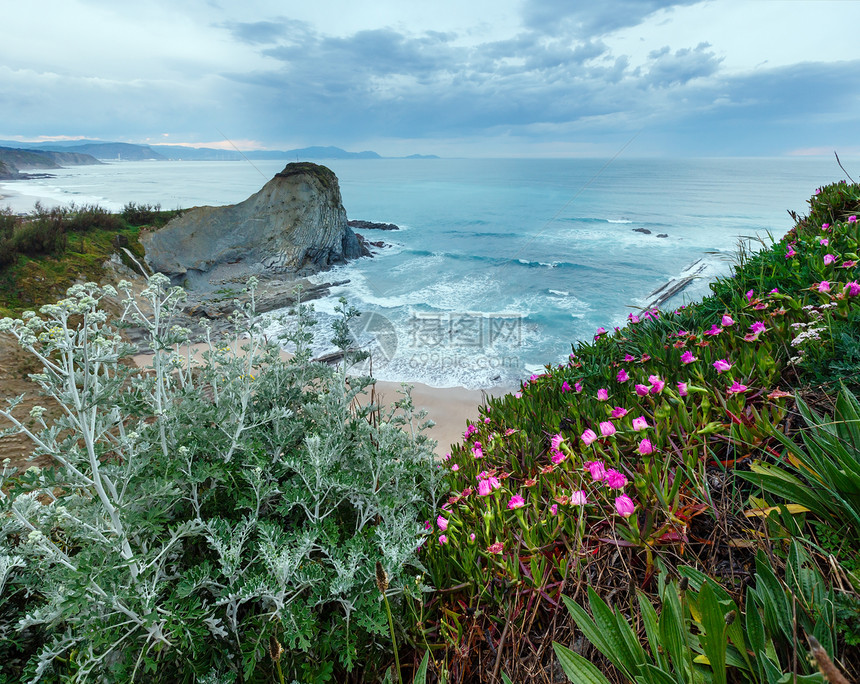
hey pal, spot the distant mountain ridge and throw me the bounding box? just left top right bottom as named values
left=0, top=140, right=437, bottom=161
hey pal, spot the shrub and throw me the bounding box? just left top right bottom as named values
left=0, top=208, right=19, bottom=267
left=121, top=202, right=182, bottom=228
left=64, top=203, right=123, bottom=233
left=0, top=276, right=442, bottom=682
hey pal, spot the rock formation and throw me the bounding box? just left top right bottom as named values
left=140, top=162, right=369, bottom=289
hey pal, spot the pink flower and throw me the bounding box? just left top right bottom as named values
left=611, top=406, right=629, bottom=418
left=770, top=288, right=779, bottom=294
left=680, top=351, right=697, bottom=364
left=822, top=223, right=831, bottom=230
left=713, top=359, right=732, bottom=373
left=843, top=260, right=858, bottom=268
left=648, top=375, right=665, bottom=394
left=570, top=490, right=588, bottom=505
left=550, top=503, right=558, bottom=515
left=424, top=520, right=432, bottom=531
left=597, top=388, right=609, bottom=401
left=551, top=433, right=564, bottom=451
left=439, top=535, right=448, bottom=544
left=627, top=313, right=640, bottom=324
left=464, top=424, right=477, bottom=439
left=472, top=443, right=484, bottom=459
left=818, top=281, right=831, bottom=293
left=728, top=381, right=748, bottom=394
left=632, top=416, right=650, bottom=431
left=469, top=533, right=476, bottom=541
left=824, top=254, right=837, bottom=265
left=785, top=245, right=796, bottom=259
left=451, top=463, right=460, bottom=472
left=819, top=238, right=829, bottom=246
left=849, top=215, right=858, bottom=223
left=586, top=460, right=606, bottom=481
left=561, top=381, right=572, bottom=392
left=615, top=494, right=636, bottom=518
left=594, top=327, right=607, bottom=338
left=677, top=381, right=688, bottom=396
left=437, top=515, right=449, bottom=531
left=638, top=438, right=654, bottom=455
left=746, top=289, right=754, bottom=302
left=624, top=354, right=636, bottom=362
left=750, top=321, right=767, bottom=335
left=574, top=381, right=583, bottom=393
left=484, top=417, right=491, bottom=424
left=604, top=469, right=628, bottom=489
left=487, top=541, right=504, bottom=554
left=477, top=480, right=492, bottom=496
left=515, top=392, right=522, bottom=398
left=508, top=494, right=525, bottom=509
left=705, top=324, right=723, bottom=336
left=443, top=452, right=450, bottom=461
left=634, top=384, right=649, bottom=397
left=721, top=314, right=734, bottom=326
left=581, top=429, right=598, bottom=446
left=551, top=449, right=567, bottom=465
left=845, top=281, right=860, bottom=296
left=599, top=421, right=616, bottom=437
left=616, top=369, right=630, bottom=383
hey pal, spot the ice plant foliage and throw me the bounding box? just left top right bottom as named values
left=425, top=181, right=860, bottom=643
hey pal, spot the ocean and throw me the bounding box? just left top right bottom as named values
left=1, top=156, right=849, bottom=388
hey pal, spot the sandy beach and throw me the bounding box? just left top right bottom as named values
left=132, top=341, right=502, bottom=456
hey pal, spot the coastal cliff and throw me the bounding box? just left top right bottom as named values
left=0, top=147, right=101, bottom=179
left=140, top=162, right=369, bottom=288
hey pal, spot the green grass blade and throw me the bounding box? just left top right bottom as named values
left=552, top=642, right=613, bottom=684
left=413, top=650, right=430, bottom=684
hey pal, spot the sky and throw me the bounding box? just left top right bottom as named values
left=2, top=0, right=860, bottom=157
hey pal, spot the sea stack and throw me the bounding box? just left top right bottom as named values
left=140, top=162, right=369, bottom=288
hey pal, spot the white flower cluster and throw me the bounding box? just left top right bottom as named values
left=791, top=326, right=825, bottom=348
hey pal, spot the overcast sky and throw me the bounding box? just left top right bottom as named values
left=2, top=0, right=859, bottom=157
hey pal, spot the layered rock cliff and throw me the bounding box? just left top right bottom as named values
left=140, top=162, right=369, bottom=288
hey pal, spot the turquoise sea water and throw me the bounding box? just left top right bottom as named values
left=1, top=157, right=850, bottom=388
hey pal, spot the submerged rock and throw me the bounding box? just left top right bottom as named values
left=140, top=162, right=369, bottom=289
left=348, top=220, right=400, bottom=231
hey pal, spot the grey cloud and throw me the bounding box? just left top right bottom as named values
left=645, top=42, right=722, bottom=87
left=522, top=0, right=703, bottom=37
left=221, top=21, right=287, bottom=45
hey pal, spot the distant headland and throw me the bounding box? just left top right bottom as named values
left=0, top=139, right=440, bottom=164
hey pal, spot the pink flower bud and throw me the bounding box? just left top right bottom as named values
left=507, top=494, right=525, bottom=509
left=615, top=494, right=636, bottom=518
left=713, top=359, right=732, bottom=373
left=632, top=416, right=650, bottom=431
left=570, top=490, right=587, bottom=505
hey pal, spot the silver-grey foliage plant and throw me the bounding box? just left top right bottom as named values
left=0, top=275, right=444, bottom=682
